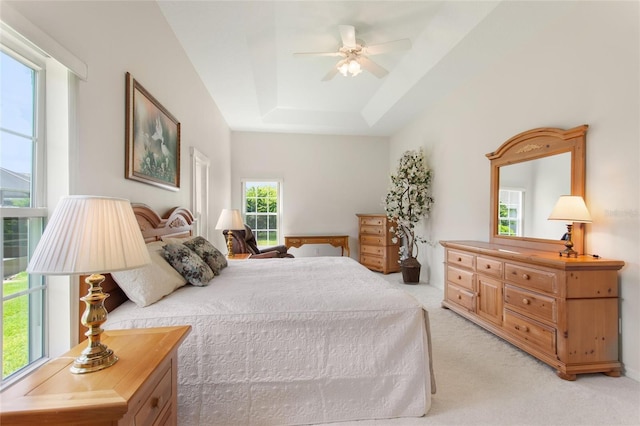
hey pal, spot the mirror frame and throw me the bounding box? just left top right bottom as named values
left=486, top=125, right=587, bottom=253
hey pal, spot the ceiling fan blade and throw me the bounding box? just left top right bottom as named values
left=338, top=25, right=356, bottom=49
left=364, top=38, right=412, bottom=56
left=293, top=51, right=342, bottom=58
left=321, top=67, right=339, bottom=81
left=359, top=57, right=388, bottom=78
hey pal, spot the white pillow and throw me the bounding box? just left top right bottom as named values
left=111, top=241, right=187, bottom=307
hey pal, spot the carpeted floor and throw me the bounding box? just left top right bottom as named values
left=329, top=273, right=640, bottom=426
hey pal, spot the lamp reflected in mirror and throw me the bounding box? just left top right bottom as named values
left=548, top=195, right=592, bottom=257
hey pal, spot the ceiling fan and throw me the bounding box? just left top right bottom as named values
left=294, top=25, right=411, bottom=81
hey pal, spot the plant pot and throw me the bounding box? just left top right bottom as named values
left=401, top=257, right=421, bottom=284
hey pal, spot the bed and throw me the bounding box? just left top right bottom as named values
left=81, top=204, right=435, bottom=425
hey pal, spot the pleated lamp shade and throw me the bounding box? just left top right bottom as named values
left=27, top=196, right=150, bottom=275
left=548, top=195, right=592, bottom=223
left=215, top=209, right=245, bottom=230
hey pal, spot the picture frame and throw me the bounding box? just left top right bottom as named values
left=125, top=72, right=180, bottom=191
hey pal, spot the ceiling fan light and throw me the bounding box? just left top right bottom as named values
left=348, top=59, right=361, bottom=75
left=338, top=62, right=349, bottom=76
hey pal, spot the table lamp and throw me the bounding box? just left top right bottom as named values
left=27, top=196, right=150, bottom=373
left=215, top=209, right=244, bottom=258
left=548, top=195, right=592, bottom=257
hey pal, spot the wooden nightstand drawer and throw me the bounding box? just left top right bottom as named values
left=504, top=284, right=556, bottom=324
left=135, top=363, right=173, bottom=425
left=447, top=250, right=475, bottom=270
left=505, top=263, right=556, bottom=294
left=447, top=266, right=474, bottom=291
left=504, top=309, right=556, bottom=356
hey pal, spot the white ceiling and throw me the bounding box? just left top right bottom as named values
left=157, top=1, right=568, bottom=136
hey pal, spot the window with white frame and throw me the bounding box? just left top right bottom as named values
left=241, top=180, right=282, bottom=248
left=498, top=189, right=524, bottom=237
left=1, top=46, right=48, bottom=382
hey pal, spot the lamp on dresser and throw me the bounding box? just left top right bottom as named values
left=215, top=208, right=245, bottom=258
left=27, top=195, right=150, bottom=373
left=548, top=195, right=592, bottom=257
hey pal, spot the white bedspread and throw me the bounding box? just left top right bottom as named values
left=106, top=257, right=434, bottom=425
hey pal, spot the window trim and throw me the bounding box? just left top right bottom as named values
left=498, top=188, right=525, bottom=237
left=1, top=39, right=48, bottom=387
left=240, top=179, right=283, bottom=247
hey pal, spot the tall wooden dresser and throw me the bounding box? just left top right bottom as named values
left=356, top=214, right=400, bottom=274
left=441, top=240, right=624, bottom=380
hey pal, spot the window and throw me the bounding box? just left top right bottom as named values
left=242, top=180, right=281, bottom=247
left=498, top=189, right=524, bottom=236
left=1, top=46, right=48, bottom=382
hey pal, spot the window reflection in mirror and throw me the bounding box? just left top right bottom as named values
left=498, top=152, right=571, bottom=240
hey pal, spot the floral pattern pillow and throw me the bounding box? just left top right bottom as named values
left=183, top=236, right=228, bottom=275
left=162, top=243, right=214, bottom=286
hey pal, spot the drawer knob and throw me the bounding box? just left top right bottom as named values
left=457, top=257, right=462, bottom=262
left=485, top=264, right=491, bottom=269
left=515, top=324, right=529, bottom=332
left=457, top=294, right=462, bottom=300
left=151, top=396, right=162, bottom=408
left=522, top=298, right=530, bottom=305
left=522, top=273, right=530, bottom=280
left=457, top=275, right=462, bottom=280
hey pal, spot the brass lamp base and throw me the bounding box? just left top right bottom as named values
left=71, top=343, right=118, bottom=374
left=558, top=223, right=578, bottom=258
left=73, top=273, right=118, bottom=374
left=227, top=230, right=236, bottom=258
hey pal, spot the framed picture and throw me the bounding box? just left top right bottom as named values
left=125, top=72, right=180, bottom=191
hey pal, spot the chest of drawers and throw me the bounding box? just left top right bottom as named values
left=356, top=214, right=400, bottom=274
left=441, top=240, right=624, bottom=380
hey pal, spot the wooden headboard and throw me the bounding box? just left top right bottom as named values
left=77, top=204, right=195, bottom=342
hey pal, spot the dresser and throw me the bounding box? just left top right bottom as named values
left=1, top=326, right=191, bottom=425
left=356, top=214, right=400, bottom=274
left=441, top=240, right=624, bottom=380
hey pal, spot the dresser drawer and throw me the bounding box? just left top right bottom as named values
left=504, top=309, right=556, bottom=356
left=447, top=266, right=474, bottom=291
left=360, top=225, right=386, bottom=236
left=504, top=284, right=556, bottom=324
left=361, top=254, right=385, bottom=270
left=135, top=363, right=172, bottom=425
left=505, top=263, right=556, bottom=294
left=361, top=244, right=384, bottom=257
left=447, top=250, right=475, bottom=270
left=359, top=216, right=385, bottom=227
left=361, top=235, right=386, bottom=246
left=446, top=284, right=475, bottom=311
left=477, top=256, right=503, bottom=279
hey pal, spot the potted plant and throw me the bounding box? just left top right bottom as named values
left=384, top=148, right=434, bottom=283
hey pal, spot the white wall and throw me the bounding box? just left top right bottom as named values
left=6, top=1, right=232, bottom=247
left=390, top=1, right=639, bottom=379
left=230, top=131, right=389, bottom=258
left=5, top=1, right=231, bottom=350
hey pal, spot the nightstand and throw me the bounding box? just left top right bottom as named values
left=228, top=253, right=252, bottom=260
left=1, top=325, right=191, bottom=426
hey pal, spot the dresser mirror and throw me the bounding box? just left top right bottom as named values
left=486, top=125, right=587, bottom=253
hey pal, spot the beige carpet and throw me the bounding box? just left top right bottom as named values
left=328, top=273, right=640, bottom=426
